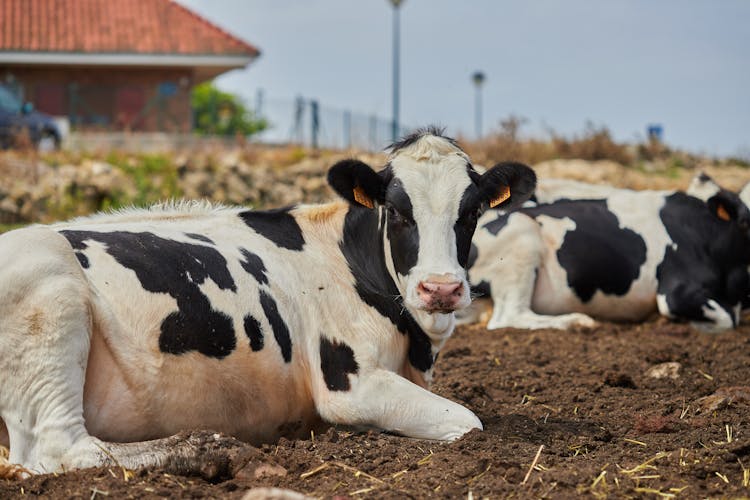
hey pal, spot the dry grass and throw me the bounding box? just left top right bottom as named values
left=461, top=115, right=749, bottom=175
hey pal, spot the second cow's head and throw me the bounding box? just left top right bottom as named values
left=329, top=128, right=536, bottom=316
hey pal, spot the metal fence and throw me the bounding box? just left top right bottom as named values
left=11, top=77, right=409, bottom=152
left=254, top=94, right=410, bottom=152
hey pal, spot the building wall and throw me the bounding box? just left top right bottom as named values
left=0, top=66, right=195, bottom=132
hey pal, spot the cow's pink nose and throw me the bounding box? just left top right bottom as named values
left=417, top=280, right=464, bottom=311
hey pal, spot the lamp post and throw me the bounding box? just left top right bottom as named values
left=472, top=71, right=486, bottom=140
left=389, top=0, right=405, bottom=142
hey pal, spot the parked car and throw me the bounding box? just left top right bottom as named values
left=0, top=84, right=61, bottom=151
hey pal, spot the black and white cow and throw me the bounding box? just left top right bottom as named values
left=0, top=128, right=535, bottom=476
left=467, top=175, right=750, bottom=331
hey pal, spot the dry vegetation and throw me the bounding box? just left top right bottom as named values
left=463, top=115, right=749, bottom=173
left=1, top=122, right=749, bottom=232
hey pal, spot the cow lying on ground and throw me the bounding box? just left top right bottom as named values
left=467, top=175, right=750, bottom=331
left=0, top=128, right=535, bottom=476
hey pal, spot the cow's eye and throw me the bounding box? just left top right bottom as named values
left=388, top=206, right=413, bottom=226
left=461, top=209, right=479, bottom=225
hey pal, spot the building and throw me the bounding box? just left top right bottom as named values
left=0, top=0, right=260, bottom=132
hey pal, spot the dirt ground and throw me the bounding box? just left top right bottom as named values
left=1, top=317, right=749, bottom=499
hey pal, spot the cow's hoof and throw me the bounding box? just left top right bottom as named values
left=439, top=412, right=483, bottom=441
left=570, top=313, right=597, bottom=328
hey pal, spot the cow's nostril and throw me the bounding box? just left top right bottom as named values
left=418, top=281, right=463, bottom=298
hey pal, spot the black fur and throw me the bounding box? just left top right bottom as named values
left=521, top=200, right=648, bottom=302
left=385, top=180, right=419, bottom=275
left=185, top=233, right=214, bottom=244
left=244, top=314, right=264, bottom=351
left=259, top=290, right=293, bottom=363
left=657, top=192, right=750, bottom=324
left=327, top=159, right=388, bottom=207
left=239, top=248, right=268, bottom=284
left=319, top=336, right=359, bottom=391
left=61, top=230, right=238, bottom=359
left=386, top=126, right=459, bottom=153
left=481, top=212, right=510, bottom=236
left=239, top=208, right=305, bottom=251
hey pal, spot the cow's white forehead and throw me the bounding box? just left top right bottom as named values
left=687, top=173, right=720, bottom=202
left=388, top=136, right=473, bottom=212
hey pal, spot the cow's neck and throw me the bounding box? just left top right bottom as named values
left=339, top=205, right=444, bottom=377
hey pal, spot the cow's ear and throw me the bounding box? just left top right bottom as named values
left=477, top=161, right=536, bottom=210
left=707, top=191, right=750, bottom=228
left=328, top=159, right=386, bottom=209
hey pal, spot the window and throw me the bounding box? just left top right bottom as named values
left=0, top=86, right=21, bottom=113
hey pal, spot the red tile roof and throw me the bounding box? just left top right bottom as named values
left=0, top=0, right=260, bottom=57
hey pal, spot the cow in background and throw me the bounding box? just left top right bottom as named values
left=466, top=174, right=750, bottom=331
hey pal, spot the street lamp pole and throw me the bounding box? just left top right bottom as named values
left=472, top=71, right=486, bottom=140
left=390, top=0, right=404, bottom=142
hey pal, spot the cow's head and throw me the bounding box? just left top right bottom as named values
left=687, top=172, right=750, bottom=318
left=328, top=128, right=535, bottom=333
left=688, top=172, right=750, bottom=234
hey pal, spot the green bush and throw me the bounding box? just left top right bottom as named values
left=105, top=152, right=182, bottom=208
left=191, top=82, right=268, bottom=137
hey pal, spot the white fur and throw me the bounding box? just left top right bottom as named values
left=534, top=178, right=626, bottom=203
left=686, top=174, right=721, bottom=202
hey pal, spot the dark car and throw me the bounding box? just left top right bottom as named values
left=0, top=84, right=61, bottom=150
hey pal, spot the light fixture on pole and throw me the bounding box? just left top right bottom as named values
left=389, top=0, right=405, bottom=142
left=472, top=71, right=486, bottom=140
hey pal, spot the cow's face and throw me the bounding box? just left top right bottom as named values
left=328, top=129, right=535, bottom=332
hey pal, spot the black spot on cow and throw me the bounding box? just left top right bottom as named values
left=259, top=290, right=292, bottom=362
left=522, top=200, right=647, bottom=302
left=657, top=192, right=750, bottom=323
left=239, top=248, right=268, bottom=284
left=385, top=180, right=419, bottom=276
left=470, top=280, right=491, bottom=298
left=319, top=336, right=359, bottom=391
left=244, top=314, right=263, bottom=351
left=160, top=304, right=235, bottom=358
left=74, top=251, right=90, bottom=268
left=454, top=188, right=480, bottom=268
left=59, top=230, right=238, bottom=359
left=185, top=233, right=215, bottom=244
left=481, top=212, right=511, bottom=236
left=63, top=231, right=92, bottom=269
left=239, top=208, right=305, bottom=251
left=340, top=206, right=434, bottom=372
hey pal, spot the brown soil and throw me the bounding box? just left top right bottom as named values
left=2, top=318, right=750, bottom=499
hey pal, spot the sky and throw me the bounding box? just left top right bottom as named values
left=177, top=0, right=750, bottom=157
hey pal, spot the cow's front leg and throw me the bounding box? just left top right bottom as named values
left=657, top=283, right=739, bottom=333
left=316, top=369, right=482, bottom=441
left=472, top=214, right=595, bottom=330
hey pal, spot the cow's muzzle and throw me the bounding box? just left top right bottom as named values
left=416, top=279, right=465, bottom=313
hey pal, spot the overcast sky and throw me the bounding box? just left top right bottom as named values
left=177, top=0, right=749, bottom=157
